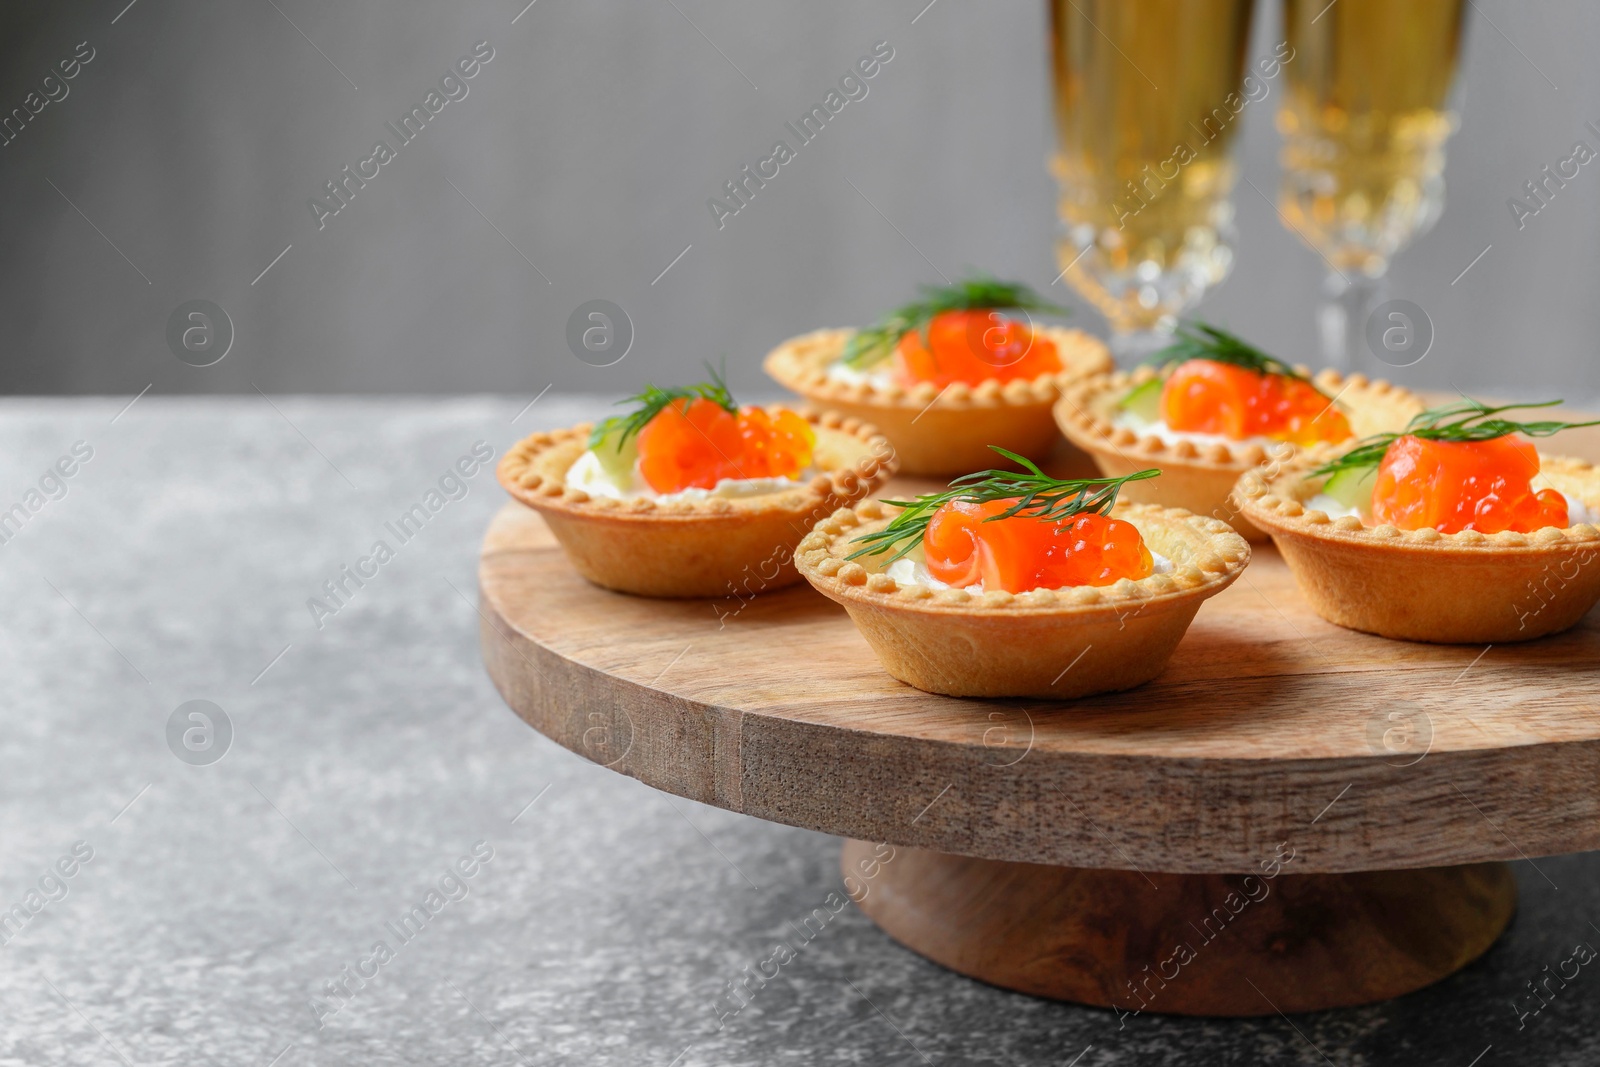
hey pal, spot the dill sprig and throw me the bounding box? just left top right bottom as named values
left=1150, top=322, right=1319, bottom=391
left=841, top=276, right=1067, bottom=368
left=588, top=364, right=737, bottom=450
left=1311, top=398, right=1600, bottom=478
left=846, top=447, right=1160, bottom=564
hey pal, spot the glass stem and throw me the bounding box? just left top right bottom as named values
left=1318, top=272, right=1382, bottom=373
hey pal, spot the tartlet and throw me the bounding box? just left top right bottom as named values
left=498, top=408, right=896, bottom=598
left=766, top=326, right=1111, bottom=476
left=1056, top=366, right=1422, bottom=541
left=1237, top=453, right=1600, bottom=644
left=796, top=498, right=1249, bottom=698
left=765, top=278, right=1112, bottom=477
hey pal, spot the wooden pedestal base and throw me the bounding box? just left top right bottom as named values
left=844, top=841, right=1517, bottom=1016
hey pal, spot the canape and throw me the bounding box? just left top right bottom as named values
left=764, top=277, right=1113, bottom=476
left=1237, top=399, right=1600, bottom=643
left=1054, top=323, right=1423, bottom=541
left=498, top=374, right=897, bottom=598
left=795, top=450, right=1249, bottom=698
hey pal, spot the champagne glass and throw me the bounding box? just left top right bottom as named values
left=1277, top=0, right=1467, bottom=371
left=1049, top=0, right=1257, bottom=364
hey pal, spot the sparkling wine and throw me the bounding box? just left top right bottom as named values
left=1049, top=0, right=1257, bottom=346
left=1277, top=0, right=1466, bottom=277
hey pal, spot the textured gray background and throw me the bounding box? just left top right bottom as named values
left=1, top=395, right=1598, bottom=1067
left=0, top=0, right=1597, bottom=400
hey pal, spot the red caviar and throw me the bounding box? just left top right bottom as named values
left=636, top=398, right=814, bottom=493
left=922, top=498, right=1153, bottom=593
left=893, top=309, right=1061, bottom=389
left=1370, top=434, right=1567, bottom=534
left=1162, top=359, right=1350, bottom=445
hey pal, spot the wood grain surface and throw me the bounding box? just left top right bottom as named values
left=479, top=421, right=1600, bottom=874
left=841, top=841, right=1516, bottom=1015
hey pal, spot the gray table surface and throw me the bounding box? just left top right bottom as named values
left=1, top=395, right=1595, bottom=1067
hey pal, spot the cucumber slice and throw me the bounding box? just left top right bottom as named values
left=1321, top=465, right=1376, bottom=512
left=590, top=430, right=638, bottom=488
left=1120, top=377, right=1164, bottom=422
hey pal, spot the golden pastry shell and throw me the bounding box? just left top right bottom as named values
left=1053, top=367, right=1425, bottom=541
left=794, top=498, right=1250, bottom=698
left=763, top=326, right=1114, bottom=476
left=497, top=408, right=897, bottom=598
left=1235, top=453, right=1600, bottom=643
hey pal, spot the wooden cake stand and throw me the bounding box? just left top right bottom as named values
left=478, top=453, right=1600, bottom=1017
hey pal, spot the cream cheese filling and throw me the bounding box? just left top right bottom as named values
left=1305, top=491, right=1597, bottom=527
left=884, top=547, right=1174, bottom=594
left=824, top=360, right=895, bottom=388
left=1111, top=412, right=1294, bottom=454
left=565, top=449, right=810, bottom=503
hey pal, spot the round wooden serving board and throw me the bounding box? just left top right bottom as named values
left=479, top=502, right=1600, bottom=876
left=480, top=425, right=1600, bottom=1014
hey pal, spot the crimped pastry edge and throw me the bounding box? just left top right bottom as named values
left=1054, top=366, right=1426, bottom=474
left=794, top=498, right=1250, bottom=613
left=496, top=407, right=898, bottom=522
left=763, top=325, right=1114, bottom=412
left=1236, top=452, right=1600, bottom=551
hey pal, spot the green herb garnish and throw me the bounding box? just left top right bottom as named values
left=846, top=447, right=1160, bottom=564
left=842, top=276, right=1067, bottom=369
left=1311, top=398, right=1600, bottom=478
left=1149, top=322, right=1317, bottom=388
left=588, top=363, right=737, bottom=450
